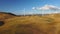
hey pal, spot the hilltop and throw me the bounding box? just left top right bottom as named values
left=0, top=12, right=16, bottom=21
left=0, top=12, right=60, bottom=34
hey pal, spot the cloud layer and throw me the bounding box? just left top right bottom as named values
left=31, top=4, right=60, bottom=14
left=32, top=4, right=60, bottom=11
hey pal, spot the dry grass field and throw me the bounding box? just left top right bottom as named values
left=0, top=12, right=60, bottom=34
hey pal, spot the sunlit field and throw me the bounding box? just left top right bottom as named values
left=0, top=12, right=60, bottom=34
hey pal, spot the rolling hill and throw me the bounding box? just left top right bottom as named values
left=0, top=12, right=16, bottom=21
left=0, top=12, right=60, bottom=34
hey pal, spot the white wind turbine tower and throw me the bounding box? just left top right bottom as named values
left=41, top=9, right=44, bottom=16
left=32, top=7, right=35, bottom=16
left=39, top=5, right=48, bottom=16
left=23, top=8, right=26, bottom=16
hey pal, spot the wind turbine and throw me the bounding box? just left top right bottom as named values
left=23, top=8, right=26, bottom=16
left=32, top=7, right=35, bottom=16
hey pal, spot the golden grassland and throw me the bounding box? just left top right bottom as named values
left=0, top=12, right=60, bottom=34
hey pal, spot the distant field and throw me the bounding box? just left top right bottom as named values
left=0, top=12, right=60, bottom=34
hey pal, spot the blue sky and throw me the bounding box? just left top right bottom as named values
left=0, top=0, right=60, bottom=15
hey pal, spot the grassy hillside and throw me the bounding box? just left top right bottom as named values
left=0, top=12, right=60, bottom=34
left=0, top=12, right=16, bottom=21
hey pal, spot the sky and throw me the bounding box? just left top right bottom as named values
left=0, top=0, right=60, bottom=15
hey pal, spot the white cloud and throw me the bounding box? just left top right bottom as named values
left=32, top=4, right=60, bottom=10
left=32, top=7, right=36, bottom=10
left=31, top=4, right=60, bottom=14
